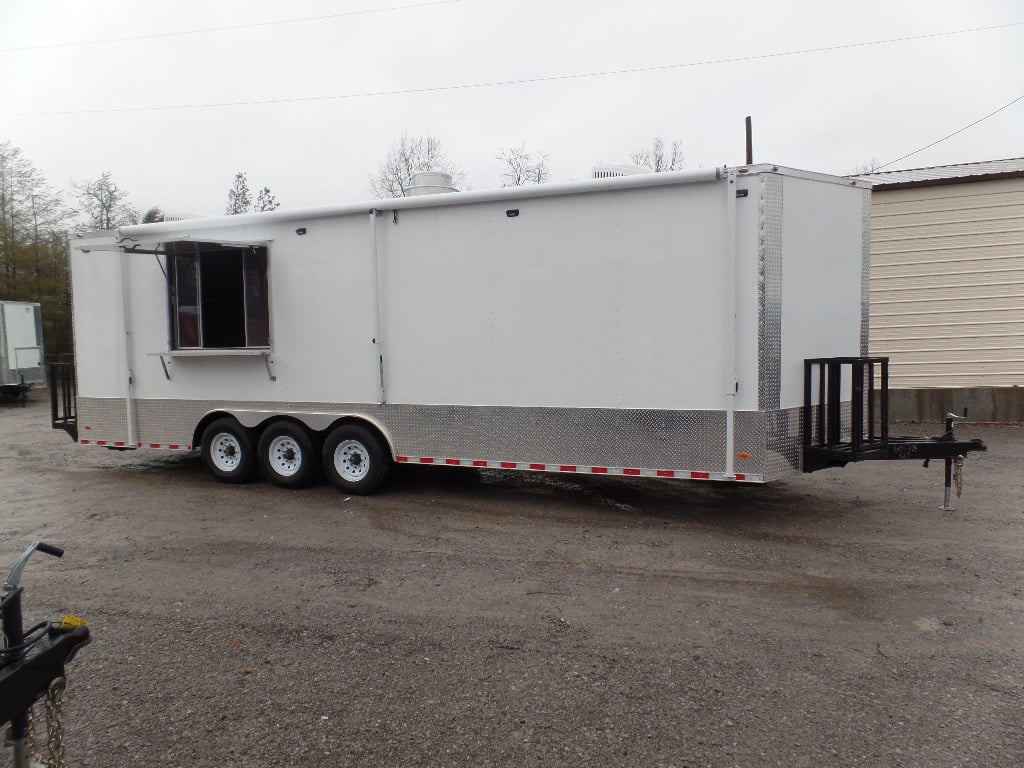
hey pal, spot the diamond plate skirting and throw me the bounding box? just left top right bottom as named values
left=75, top=397, right=809, bottom=478
left=758, top=173, right=783, bottom=410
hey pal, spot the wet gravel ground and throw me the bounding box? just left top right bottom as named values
left=1, top=395, right=1021, bottom=767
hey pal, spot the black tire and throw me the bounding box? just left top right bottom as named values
left=257, top=421, right=320, bottom=489
left=201, top=417, right=257, bottom=483
left=321, top=423, right=390, bottom=495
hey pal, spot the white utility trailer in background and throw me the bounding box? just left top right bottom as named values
left=55, top=165, right=983, bottom=496
left=0, top=301, right=45, bottom=401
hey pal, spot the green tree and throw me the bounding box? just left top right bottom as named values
left=254, top=187, right=279, bottom=212
left=142, top=206, right=165, bottom=223
left=0, top=142, right=78, bottom=356
left=225, top=171, right=252, bottom=214
left=227, top=172, right=279, bottom=214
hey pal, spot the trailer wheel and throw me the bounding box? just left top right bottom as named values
left=201, top=418, right=257, bottom=483
left=322, top=424, right=390, bottom=495
left=258, top=422, right=320, bottom=489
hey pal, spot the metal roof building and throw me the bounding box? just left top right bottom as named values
left=853, top=158, right=1024, bottom=421
left=855, top=158, right=1024, bottom=188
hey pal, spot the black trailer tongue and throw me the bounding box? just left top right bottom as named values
left=802, top=357, right=987, bottom=509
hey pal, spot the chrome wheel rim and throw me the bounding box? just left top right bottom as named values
left=334, top=439, right=370, bottom=482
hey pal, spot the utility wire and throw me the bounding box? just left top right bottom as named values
left=2, top=21, right=1022, bottom=117
left=874, top=94, right=1024, bottom=171
left=0, top=0, right=471, bottom=53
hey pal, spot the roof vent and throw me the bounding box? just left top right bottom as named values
left=591, top=164, right=649, bottom=179
left=406, top=171, right=457, bottom=196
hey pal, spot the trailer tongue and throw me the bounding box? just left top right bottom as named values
left=802, top=357, right=986, bottom=509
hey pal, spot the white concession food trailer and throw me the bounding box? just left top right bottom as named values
left=55, top=165, right=983, bottom=496
left=0, top=301, right=45, bottom=401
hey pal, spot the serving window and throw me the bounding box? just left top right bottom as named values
left=167, top=242, right=270, bottom=349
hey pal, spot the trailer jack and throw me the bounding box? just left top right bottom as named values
left=802, top=358, right=987, bottom=507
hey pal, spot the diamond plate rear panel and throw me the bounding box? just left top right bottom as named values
left=764, top=407, right=803, bottom=478
left=758, top=173, right=783, bottom=410
left=734, top=407, right=803, bottom=480
left=76, top=397, right=799, bottom=477
left=77, top=398, right=130, bottom=443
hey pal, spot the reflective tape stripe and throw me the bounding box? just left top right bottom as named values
left=390, top=457, right=764, bottom=482
left=78, top=442, right=193, bottom=451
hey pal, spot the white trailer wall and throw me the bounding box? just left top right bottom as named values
left=70, top=165, right=869, bottom=478
left=0, top=301, right=45, bottom=386
left=779, top=173, right=868, bottom=407
left=380, top=182, right=750, bottom=410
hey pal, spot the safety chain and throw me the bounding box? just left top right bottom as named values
left=26, top=704, right=38, bottom=760
left=25, top=678, right=67, bottom=768
left=953, top=455, right=965, bottom=498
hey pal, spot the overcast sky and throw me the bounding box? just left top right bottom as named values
left=2, top=0, right=1021, bottom=219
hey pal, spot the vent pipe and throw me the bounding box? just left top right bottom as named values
left=406, top=172, right=457, bottom=196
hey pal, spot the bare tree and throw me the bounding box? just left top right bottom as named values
left=369, top=131, right=465, bottom=198
left=496, top=144, right=551, bottom=187
left=850, top=158, right=883, bottom=175
left=630, top=137, right=685, bottom=173
left=254, top=187, right=279, bottom=212
left=72, top=172, right=139, bottom=230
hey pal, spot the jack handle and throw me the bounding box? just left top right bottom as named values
left=3, top=542, right=64, bottom=595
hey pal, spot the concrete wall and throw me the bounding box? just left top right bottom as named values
left=886, top=386, right=1024, bottom=423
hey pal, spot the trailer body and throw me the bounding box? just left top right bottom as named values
left=0, top=301, right=45, bottom=395
left=64, top=165, right=873, bottom=486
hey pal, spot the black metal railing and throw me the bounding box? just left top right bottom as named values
left=49, top=363, right=77, bottom=442
left=803, top=357, right=889, bottom=471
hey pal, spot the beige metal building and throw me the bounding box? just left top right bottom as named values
left=855, top=159, right=1024, bottom=421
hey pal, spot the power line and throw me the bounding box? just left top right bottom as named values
left=2, top=21, right=1022, bottom=117
left=0, top=0, right=471, bottom=53
left=874, top=94, right=1024, bottom=171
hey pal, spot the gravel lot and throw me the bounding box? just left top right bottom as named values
left=1, top=395, right=1021, bottom=767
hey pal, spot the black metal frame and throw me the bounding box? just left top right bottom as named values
left=49, top=363, right=77, bottom=442
left=1, top=543, right=90, bottom=744
left=802, top=356, right=985, bottom=473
